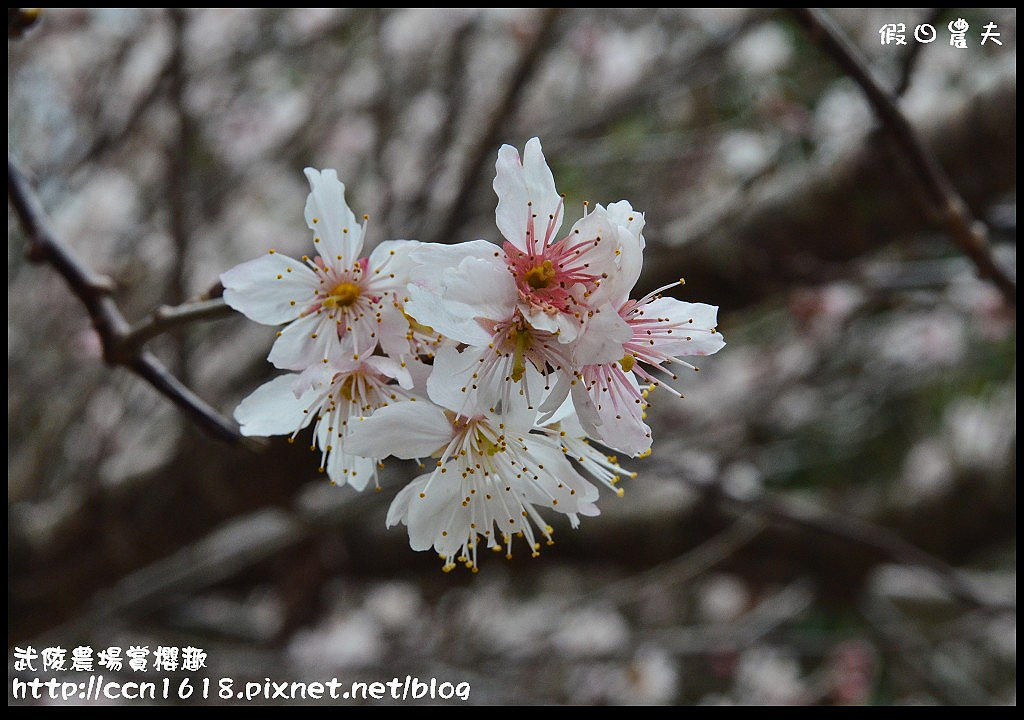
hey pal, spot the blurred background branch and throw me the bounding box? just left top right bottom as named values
left=790, top=7, right=1015, bottom=305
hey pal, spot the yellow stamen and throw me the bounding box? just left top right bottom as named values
left=509, top=325, right=532, bottom=382
left=322, top=280, right=360, bottom=308
left=524, top=260, right=556, bottom=290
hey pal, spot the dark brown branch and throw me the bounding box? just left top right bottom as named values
left=121, top=297, right=233, bottom=353
left=895, top=8, right=942, bottom=97
left=789, top=8, right=1015, bottom=306
left=424, top=7, right=563, bottom=246
left=8, top=153, right=241, bottom=444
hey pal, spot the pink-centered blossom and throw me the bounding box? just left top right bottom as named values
left=402, top=138, right=639, bottom=417
left=542, top=203, right=726, bottom=456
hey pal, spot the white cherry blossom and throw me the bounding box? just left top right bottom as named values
left=221, top=168, right=420, bottom=370
left=234, top=355, right=414, bottom=489
left=345, top=371, right=599, bottom=572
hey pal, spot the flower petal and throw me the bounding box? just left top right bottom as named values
left=408, top=239, right=500, bottom=292
left=345, top=401, right=453, bottom=460
left=602, top=200, right=646, bottom=304
left=386, top=473, right=426, bottom=528
left=327, top=449, right=378, bottom=491
left=407, top=474, right=464, bottom=552
left=494, top=137, right=563, bottom=251
left=520, top=435, right=600, bottom=511
left=364, top=239, right=421, bottom=295
left=426, top=343, right=490, bottom=416
left=304, top=168, right=363, bottom=266
left=405, top=254, right=516, bottom=346
left=574, top=302, right=632, bottom=366
left=574, top=364, right=652, bottom=457
left=267, top=311, right=342, bottom=370
left=639, top=298, right=726, bottom=357
left=234, top=373, right=317, bottom=437
left=221, top=252, right=319, bottom=325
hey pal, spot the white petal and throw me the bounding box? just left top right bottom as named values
left=304, top=168, right=363, bottom=265
left=376, top=299, right=415, bottom=360
left=494, top=138, right=563, bottom=251
left=408, top=240, right=500, bottom=292
left=426, top=343, right=490, bottom=415
left=578, top=365, right=652, bottom=457
left=537, top=379, right=575, bottom=426
left=561, top=206, right=628, bottom=306
left=386, top=473, right=426, bottom=528
left=523, top=303, right=580, bottom=342
left=363, top=354, right=414, bottom=390
left=441, top=254, right=517, bottom=322
left=364, top=239, right=421, bottom=295
left=404, top=253, right=517, bottom=347
left=404, top=358, right=435, bottom=391
left=521, top=435, right=600, bottom=511
left=641, top=298, right=726, bottom=357
left=234, top=373, right=316, bottom=437
left=407, top=474, right=464, bottom=552
left=221, top=252, right=319, bottom=325
left=604, top=200, right=646, bottom=250
left=405, top=284, right=493, bottom=346
left=571, top=381, right=603, bottom=438
left=290, top=362, right=336, bottom=397
left=327, top=450, right=378, bottom=491
left=267, top=311, right=342, bottom=370
left=345, top=401, right=453, bottom=460
left=602, top=201, right=645, bottom=305
left=574, top=303, right=631, bottom=366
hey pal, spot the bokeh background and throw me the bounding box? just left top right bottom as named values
left=8, top=8, right=1016, bottom=705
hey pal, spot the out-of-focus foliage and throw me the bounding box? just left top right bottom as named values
left=8, top=8, right=1015, bottom=705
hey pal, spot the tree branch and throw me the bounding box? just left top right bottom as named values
left=8, top=153, right=241, bottom=444
left=895, top=8, right=942, bottom=97
left=789, top=8, right=1015, bottom=306
left=120, top=298, right=234, bottom=353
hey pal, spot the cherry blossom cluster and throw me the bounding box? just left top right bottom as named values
left=221, top=138, right=724, bottom=571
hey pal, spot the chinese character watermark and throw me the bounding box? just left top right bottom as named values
left=980, top=22, right=1002, bottom=46
left=948, top=18, right=969, bottom=48
left=913, top=23, right=936, bottom=44
left=879, top=23, right=907, bottom=46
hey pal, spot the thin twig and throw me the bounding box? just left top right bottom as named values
left=8, top=153, right=241, bottom=444
left=120, top=297, right=234, bottom=352
left=789, top=8, right=1015, bottom=306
